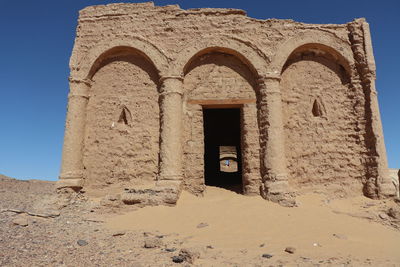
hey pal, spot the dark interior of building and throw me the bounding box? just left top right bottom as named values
left=203, top=108, right=243, bottom=193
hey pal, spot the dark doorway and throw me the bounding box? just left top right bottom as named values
left=203, top=108, right=243, bottom=193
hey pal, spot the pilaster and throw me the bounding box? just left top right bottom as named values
left=257, top=73, right=295, bottom=206
left=57, top=78, right=91, bottom=190
left=157, top=75, right=184, bottom=186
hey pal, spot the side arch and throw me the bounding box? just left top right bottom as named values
left=278, top=30, right=367, bottom=196
left=70, top=35, right=170, bottom=80
left=271, top=31, right=355, bottom=75
left=82, top=38, right=162, bottom=190
left=171, top=35, right=270, bottom=77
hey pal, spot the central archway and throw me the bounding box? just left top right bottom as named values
left=175, top=36, right=269, bottom=196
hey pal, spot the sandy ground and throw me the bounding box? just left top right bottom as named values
left=106, top=187, right=400, bottom=265
left=1, top=174, right=400, bottom=266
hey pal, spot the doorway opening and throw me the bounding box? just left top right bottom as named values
left=203, top=108, right=243, bottom=193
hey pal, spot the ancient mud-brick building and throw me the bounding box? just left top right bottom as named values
left=58, top=2, right=396, bottom=206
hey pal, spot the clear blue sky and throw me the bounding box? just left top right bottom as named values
left=0, top=0, right=399, bottom=180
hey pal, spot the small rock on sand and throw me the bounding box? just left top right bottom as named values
left=196, top=222, right=209, bottom=228
left=178, top=248, right=201, bottom=264
left=378, top=212, right=389, bottom=220
left=388, top=207, right=400, bottom=219
left=112, top=231, right=126, bottom=237
left=77, top=240, right=88, bottom=246
left=172, top=255, right=184, bottom=263
left=144, top=237, right=163, bottom=248
left=333, top=233, right=347, bottom=240
left=12, top=216, right=28, bottom=227
left=262, top=253, right=273, bottom=258
left=285, top=247, right=296, bottom=254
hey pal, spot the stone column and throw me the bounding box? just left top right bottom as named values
left=57, top=78, right=90, bottom=190
left=157, top=76, right=184, bottom=188
left=258, top=74, right=295, bottom=206
left=369, top=78, right=395, bottom=197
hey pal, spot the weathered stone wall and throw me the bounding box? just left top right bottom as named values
left=183, top=104, right=204, bottom=195
left=241, top=103, right=261, bottom=195
left=58, top=2, right=395, bottom=204
left=83, top=51, right=160, bottom=193
left=281, top=51, right=367, bottom=195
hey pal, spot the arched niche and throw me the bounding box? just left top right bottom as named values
left=88, top=46, right=161, bottom=85
left=271, top=31, right=354, bottom=76
left=279, top=33, right=366, bottom=196
left=172, top=35, right=269, bottom=78
left=282, top=43, right=351, bottom=84
left=82, top=43, right=161, bottom=193
left=70, top=36, right=169, bottom=80
left=184, top=50, right=258, bottom=99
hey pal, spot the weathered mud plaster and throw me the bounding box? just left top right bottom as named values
left=58, top=2, right=395, bottom=206
left=258, top=74, right=295, bottom=206
left=58, top=79, right=90, bottom=189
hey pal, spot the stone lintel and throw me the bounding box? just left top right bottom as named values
left=188, top=98, right=256, bottom=107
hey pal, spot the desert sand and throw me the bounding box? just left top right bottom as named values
left=106, top=186, right=400, bottom=265
left=1, top=175, right=400, bottom=266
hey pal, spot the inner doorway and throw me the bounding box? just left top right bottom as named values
left=203, top=108, right=243, bottom=193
